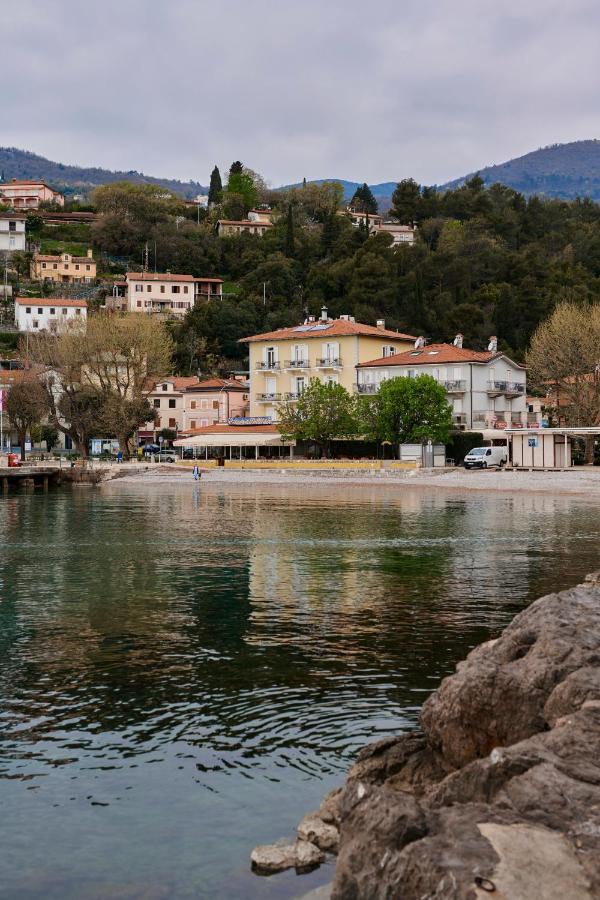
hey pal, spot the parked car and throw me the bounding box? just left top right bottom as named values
left=153, top=450, right=177, bottom=463
left=464, top=446, right=507, bottom=469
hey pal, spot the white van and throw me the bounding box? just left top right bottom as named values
left=464, top=446, right=507, bottom=469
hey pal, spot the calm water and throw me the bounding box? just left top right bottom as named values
left=1, top=481, right=599, bottom=899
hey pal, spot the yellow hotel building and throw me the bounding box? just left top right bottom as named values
left=240, top=309, right=416, bottom=419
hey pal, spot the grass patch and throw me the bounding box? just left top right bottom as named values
left=39, top=239, right=89, bottom=256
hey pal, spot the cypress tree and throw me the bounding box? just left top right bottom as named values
left=285, top=203, right=295, bottom=257
left=208, top=165, right=222, bottom=206
left=229, top=160, right=244, bottom=176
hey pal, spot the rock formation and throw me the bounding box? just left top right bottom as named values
left=332, top=573, right=600, bottom=898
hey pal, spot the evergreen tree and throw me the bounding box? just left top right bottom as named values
left=229, top=160, right=244, bottom=176
left=285, top=203, right=295, bottom=257
left=351, top=182, right=378, bottom=214
left=208, top=165, right=222, bottom=206
left=391, top=178, right=422, bottom=223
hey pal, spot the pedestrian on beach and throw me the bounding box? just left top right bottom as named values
left=192, top=465, right=200, bottom=481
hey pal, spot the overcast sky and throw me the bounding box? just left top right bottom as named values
left=5, top=0, right=600, bottom=187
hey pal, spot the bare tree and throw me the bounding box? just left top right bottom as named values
left=5, top=376, right=50, bottom=461
left=527, top=302, right=600, bottom=461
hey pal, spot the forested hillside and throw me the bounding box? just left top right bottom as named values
left=443, top=140, right=600, bottom=200
left=75, top=175, right=600, bottom=374
left=0, top=147, right=205, bottom=199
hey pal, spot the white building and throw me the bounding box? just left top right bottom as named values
left=0, top=214, right=26, bottom=252
left=356, top=337, right=527, bottom=434
left=379, top=223, right=416, bottom=246
left=126, top=271, right=223, bottom=316
left=15, top=297, right=87, bottom=333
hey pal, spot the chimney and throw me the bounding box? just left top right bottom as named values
left=487, top=335, right=498, bottom=352
left=87, top=248, right=93, bottom=258
left=453, top=333, right=463, bottom=349
left=320, top=306, right=328, bottom=322
left=308, top=315, right=315, bottom=322
left=376, top=319, right=385, bottom=329
left=414, top=335, right=425, bottom=349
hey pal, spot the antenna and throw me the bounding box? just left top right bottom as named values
left=143, top=242, right=149, bottom=274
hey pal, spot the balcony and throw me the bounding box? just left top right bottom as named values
left=284, top=391, right=302, bottom=401
left=487, top=380, right=526, bottom=397
left=356, top=383, right=378, bottom=394
left=285, top=359, right=309, bottom=370
left=443, top=379, right=466, bottom=393
left=256, top=392, right=282, bottom=402
left=316, top=357, right=342, bottom=369
left=255, top=360, right=281, bottom=371
left=453, top=413, right=468, bottom=429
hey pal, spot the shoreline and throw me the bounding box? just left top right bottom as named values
left=102, top=464, right=600, bottom=497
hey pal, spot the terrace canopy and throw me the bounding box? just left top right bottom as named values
left=173, top=419, right=294, bottom=452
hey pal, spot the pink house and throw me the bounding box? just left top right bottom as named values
left=140, top=376, right=249, bottom=442
left=0, top=179, right=64, bottom=209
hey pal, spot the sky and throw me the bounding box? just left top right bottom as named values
left=4, top=0, right=600, bottom=188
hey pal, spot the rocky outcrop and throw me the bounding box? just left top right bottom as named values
left=332, top=573, right=600, bottom=898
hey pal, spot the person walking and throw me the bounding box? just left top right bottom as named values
left=192, top=465, right=200, bottom=481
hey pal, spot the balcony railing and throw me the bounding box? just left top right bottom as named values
left=255, top=360, right=280, bottom=370
left=356, top=383, right=378, bottom=394
left=443, top=379, right=466, bottom=392
left=487, top=380, right=525, bottom=395
left=256, top=392, right=282, bottom=402
left=285, top=359, right=309, bottom=369
left=316, top=357, right=342, bottom=368
left=284, top=391, right=303, bottom=401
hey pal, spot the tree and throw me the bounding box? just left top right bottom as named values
left=229, top=161, right=244, bottom=176
left=527, top=302, right=600, bottom=461
left=285, top=203, right=295, bottom=257
left=276, top=379, right=357, bottom=456
left=376, top=375, right=453, bottom=445
left=26, top=313, right=173, bottom=459
left=391, top=178, right=421, bottom=224
left=351, top=183, right=378, bottom=214
left=208, top=165, right=223, bottom=206
left=5, top=376, right=50, bottom=461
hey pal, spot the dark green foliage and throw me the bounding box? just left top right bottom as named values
left=376, top=375, right=453, bottom=444
left=351, top=183, right=378, bottom=214
left=208, top=166, right=222, bottom=205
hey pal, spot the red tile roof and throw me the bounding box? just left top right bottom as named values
left=240, top=319, right=417, bottom=343
left=127, top=272, right=196, bottom=283
left=34, top=254, right=94, bottom=263
left=185, top=378, right=248, bottom=392
left=15, top=297, right=87, bottom=308
left=357, top=342, right=506, bottom=368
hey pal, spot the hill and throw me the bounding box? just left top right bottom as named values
left=441, top=140, right=600, bottom=200
left=0, top=147, right=206, bottom=200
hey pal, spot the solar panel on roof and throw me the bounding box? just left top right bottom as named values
left=293, top=325, right=312, bottom=332
left=307, top=324, right=332, bottom=332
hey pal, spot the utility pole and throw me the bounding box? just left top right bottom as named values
left=263, top=282, right=266, bottom=306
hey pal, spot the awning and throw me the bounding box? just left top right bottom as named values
left=173, top=432, right=294, bottom=448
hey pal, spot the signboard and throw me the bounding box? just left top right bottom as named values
left=528, top=436, right=539, bottom=448
left=25, top=440, right=32, bottom=451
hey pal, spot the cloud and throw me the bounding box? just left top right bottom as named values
left=3, top=0, right=600, bottom=186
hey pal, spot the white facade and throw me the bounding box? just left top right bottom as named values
left=127, top=273, right=196, bottom=316
left=357, top=344, right=527, bottom=432
left=0, top=215, right=26, bottom=252
left=15, top=298, right=87, bottom=333
left=379, top=223, right=416, bottom=246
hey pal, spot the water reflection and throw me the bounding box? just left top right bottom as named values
left=0, top=482, right=599, bottom=899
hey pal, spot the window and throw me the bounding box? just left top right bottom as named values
left=137, top=300, right=142, bottom=308
left=50, top=308, right=55, bottom=315
left=212, top=400, right=219, bottom=410
left=190, top=420, right=196, bottom=429
left=42, top=262, right=47, bottom=269
left=8, top=221, right=15, bottom=232
left=265, top=346, right=277, bottom=367
left=75, top=264, right=80, bottom=271
left=200, top=419, right=209, bottom=427
left=183, top=286, right=189, bottom=294
left=38, top=308, right=43, bottom=315
left=160, top=285, right=165, bottom=293
left=33, top=320, right=39, bottom=328
left=86, top=265, right=90, bottom=271
left=75, top=309, right=81, bottom=316
left=53, top=263, right=57, bottom=269
left=162, top=384, right=168, bottom=391
left=168, top=398, right=176, bottom=409
left=200, top=399, right=208, bottom=410
left=64, top=264, right=69, bottom=270
left=135, top=284, right=143, bottom=292
left=190, top=400, right=196, bottom=409
left=147, top=285, right=151, bottom=292
left=25, top=306, right=31, bottom=314
left=154, top=399, right=160, bottom=408
left=62, top=308, right=67, bottom=315
left=168, top=418, right=176, bottom=428
left=171, top=286, right=180, bottom=294
left=382, top=345, right=396, bottom=358
left=156, top=418, right=161, bottom=428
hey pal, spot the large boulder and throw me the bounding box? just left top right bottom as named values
left=331, top=576, right=600, bottom=899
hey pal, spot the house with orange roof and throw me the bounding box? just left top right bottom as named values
left=31, top=249, right=96, bottom=284
left=239, top=308, right=417, bottom=419
left=14, top=297, right=87, bottom=333
left=140, top=376, right=249, bottom=442
left=0, top=178, right=64, bottom=210
left=356, top=335, right=527, bottom=432
left=126, top=271, right=223, bottom=317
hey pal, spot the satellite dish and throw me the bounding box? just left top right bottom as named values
left=414, top=336, right=425, bottom=349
